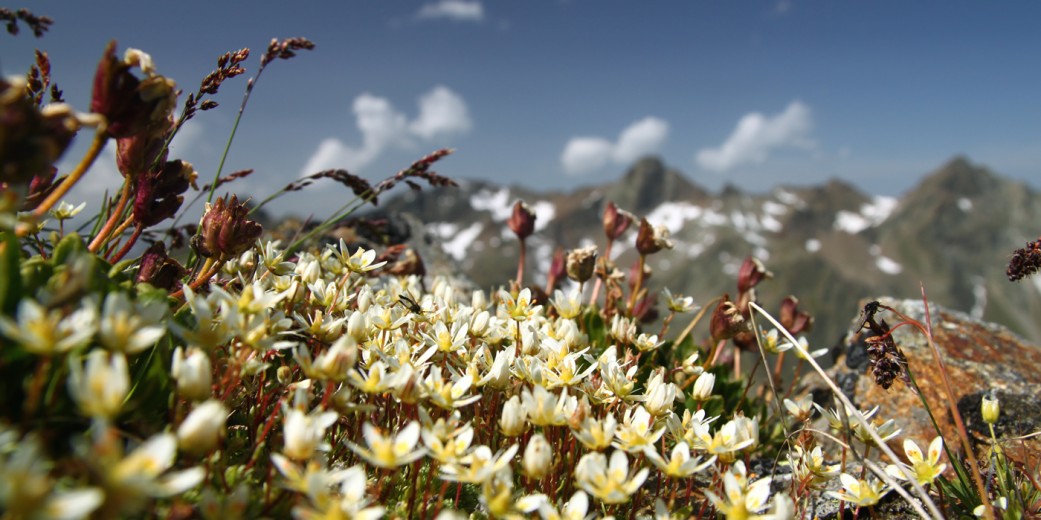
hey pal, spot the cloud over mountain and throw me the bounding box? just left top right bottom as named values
left=696, top=101, right=814, bottom=172
left=301, top=86, right=471, bottom=176
left=561, top=117, right=669, bottom=175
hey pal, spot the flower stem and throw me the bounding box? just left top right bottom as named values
left=88, top=179, right=132, bottom=253
left=33, top=126, right=109, bottom=219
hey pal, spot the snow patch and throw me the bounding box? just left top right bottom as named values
left=971, top=276, right=987, bottom=320
left=805, top=238, right=821, bottom=253
left=834, top=196, right=897, bottom=234
left=762, top=201, right=788, bottom=216
left=470, top=188, right=512, bottom=221
left=774, top=189, right=805, bottom=208
left=958, top=197, right=973, bottom=212
left=438, top=222, right=483, bottom=261
left=875, top=256, right=903, bottom=274
left=530, top=200, right=556, bottom=231
left=646, top=202, right=704, bottom=234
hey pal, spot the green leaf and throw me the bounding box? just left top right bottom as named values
left=0, top=231, right=22, bottom=314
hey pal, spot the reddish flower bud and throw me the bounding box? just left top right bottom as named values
left=779, top=295, right=814, bottom=335
left=631, top=295, right=659, bottom=324
left=91, top=41, right=176, bottom=138
left=508, top=200, right=536, bottom=240
left=566, top=246, right=597, bottom=284
left=136, top=241, right=187, bottom=291
left=736, top=256, right=772, bottom=293
left=710, top=294, right=748, bottom=343
left=635, top=218, right=674, bottom=256
left=192, top=194, right=263, bottom=260
left=116, top=123, right=171, bottom=180
left=602, top=201, right=633, bottom=241
left=545, top=247, right=566, bottom=293
left=19, top=168, right=58, bottom=211
left=0, top=77, right=76, bottom=185
left=133, top=159, right=196, bottom=227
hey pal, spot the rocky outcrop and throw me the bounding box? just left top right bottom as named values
left=827, top=297, right=1041, bottom=467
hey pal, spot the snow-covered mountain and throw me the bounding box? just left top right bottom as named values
left=370, top=156, right=1041, bottom=348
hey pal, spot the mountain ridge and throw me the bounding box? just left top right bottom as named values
left=371, top=155, right=1041, bottom=347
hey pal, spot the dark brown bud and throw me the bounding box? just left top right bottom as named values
left=710, top=294, right=748, bottom=343
left=136, top=241, right=187, bottom=291
left=736, top=256, right=772, bottom=293
left=0, top=78, right=76, bottom=185
left=91, top=41, right=176, bottom=138
left=635, top=218, right=673, bottom=256
left=382, top=246, right=426, bottom=277
left=19, top=168, right=58, bottom=211
left=779, top=295, right=814, bottom=335
left=133, top=160, right=196, bottom=227
left=1007, top=239, right=1041, bottom=282
left=116, top=124, right=171, bottom=180
left=545, top=247, right=566, bottom=294
left=603, top=201, right=633, bottom=241
left=566, top=246, right=597, bottom=284
left=192, top=194, right=263, bottom=260
left=508, top=200, right=536, bottom=240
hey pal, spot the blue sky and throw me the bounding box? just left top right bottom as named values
left=4, top=1, right=1040, bottom=217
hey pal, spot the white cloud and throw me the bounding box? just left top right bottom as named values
left=410, top=86, right=473, bottom=140
left=613, top=117, right=669, bottom=164
left=301, top=86, right=471, bottom=175
left=696, top=101, right=814, bottom=172
left=416, top=0, right=484, bottom=22
left=561, top=138, right=613, bottom=175
left=560, top=116, right=669, bottom=176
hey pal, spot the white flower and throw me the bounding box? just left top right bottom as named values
left=171, top=347, right=212, bottom=401
left=691, top=372, right=716, bottom=401
left=107, top=433, right=205, bottom=503
left=499, top=395, right=528, bottom=437
left=97, top=292, right=166, bottom=354
left=177, top=400, right=228, bottom=455
left=67, top=350, right=129, bottom=421
left=347, top=421, right=426, bottom=469
left=522, top=433, right=553, bottom=479
left=0, top=298, right=97, bottom=355
left=574, top=450, right=648, bottom=505
left=282, top=407, right=338, bottom=461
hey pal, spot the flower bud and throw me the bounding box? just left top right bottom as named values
left=522, top=433, right=553, bottom=479
left=136, top=241, right=187, bottom=291
left=603, top=201, right=633, bottom=241
left=19, top=168, right=58, bottom=211
left=635, top=218, right=674, bottom=256
left=91, top=42, right=176, bottom=138
left=507, top=200, right=536, bottom=240
left=192, top=194, right=263, bottom=260
left=1, top=78, right=76, bottom=185
left=710, top=294, right=747, bottom=342
left=172, top=347, right=212, bottom=402
left=132, top=159, right=195, bottom=227
left=779, top=295, right=814, bottom=335
left=982, top=393, right=1000, bottom=425
left=545, top=247, right=566, bottom=293
left=566, top=246, right=597, bottom=284
left=691, top=372, right=716, bottom=401
left=177, top=400, right=228, bottom=455
left=736, top=256, right=772, bottom=293
left=499, top=395, right=527, bottom=436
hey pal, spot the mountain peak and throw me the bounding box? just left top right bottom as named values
left=604, top=156, right=707, bottom=213
left=915, top=155, right=1003, bottom=196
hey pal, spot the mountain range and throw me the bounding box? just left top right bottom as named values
left=369, top=156, right=1041, bottom=349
